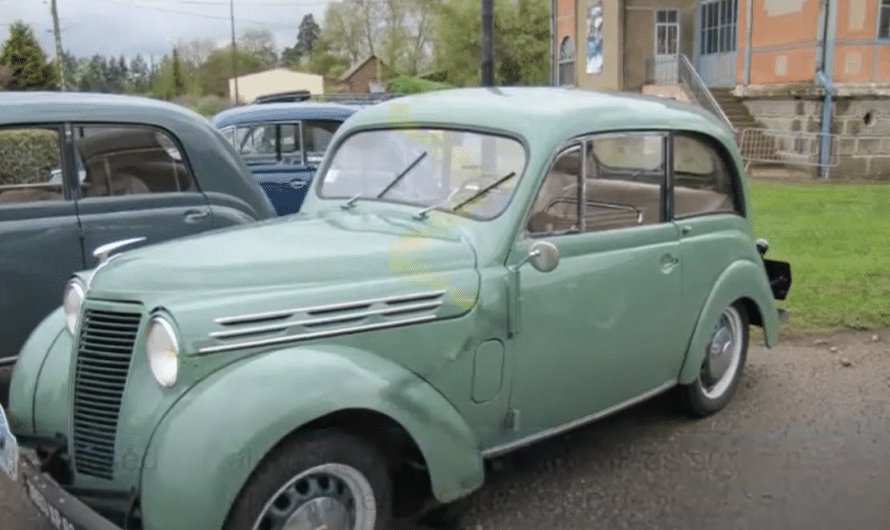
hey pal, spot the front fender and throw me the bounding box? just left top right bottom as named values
left=678, top=259, right=779, bottom=385
left=8, top=307, right=69, bottom=439
left=139, top=345, right=484, bottom=530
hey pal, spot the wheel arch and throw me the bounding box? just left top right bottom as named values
left=677, top=259, right=778, bottom=385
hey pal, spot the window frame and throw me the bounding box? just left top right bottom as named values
left=558, top=36, right=575, bottom=86
left=0, top=123, right=74, bottom=203
left=227, top=120, right=311, bottom=166
left=524, top=130, right=670, bottom=238
left=669, top=130, right=745, bottom=220
left=69, top=122, right=200, bottom=197
left=878, top=0, right=890, bottom=40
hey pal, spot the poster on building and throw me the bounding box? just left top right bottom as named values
left=586, top=2, right=603, bottom=74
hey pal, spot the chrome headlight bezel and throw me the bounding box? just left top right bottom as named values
left=145, top=315, right=179, bottom=388
left=63, top=278, right=86, bottom=335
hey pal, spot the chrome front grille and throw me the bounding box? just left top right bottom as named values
left=72, top=308, right=142, bottom=480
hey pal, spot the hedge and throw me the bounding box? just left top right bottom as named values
left=386, top=75, right=451, bottom=95
left=0, top=128, right=60, bottom=186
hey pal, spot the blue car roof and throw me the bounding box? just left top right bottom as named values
left=212, top=102, right=359, bottom=128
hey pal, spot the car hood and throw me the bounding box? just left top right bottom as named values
left=85, top=211, right=481, bottom=356
left=89, top=211, right=478, bottom=295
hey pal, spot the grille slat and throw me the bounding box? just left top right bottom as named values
left=72, top=307, right=141, bottom=480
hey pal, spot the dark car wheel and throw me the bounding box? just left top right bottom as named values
left=680, top=301, right=749, bottom=417
left=223, top=429, right=392, bottom=530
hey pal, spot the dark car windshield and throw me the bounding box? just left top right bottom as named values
left=318, top=128, right=527, bottom=219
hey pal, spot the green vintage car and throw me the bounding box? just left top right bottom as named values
left=1, top=87, right=791, bottom=530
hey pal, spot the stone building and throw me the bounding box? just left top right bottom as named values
left=552, top=0, right=890, bottom=178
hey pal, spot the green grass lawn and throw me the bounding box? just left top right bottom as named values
left=748, top=180, right=890, bottom=335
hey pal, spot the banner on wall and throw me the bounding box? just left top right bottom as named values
left=586, top=2, right=603, bottom=74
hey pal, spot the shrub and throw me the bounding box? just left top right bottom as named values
left=0, top=128, right=60, bottom=185
left=387, top=75, right=451, bottom=95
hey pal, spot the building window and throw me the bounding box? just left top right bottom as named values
left=880, top=0, right=890, bottom=39
left=700, top=0, right=737, bottom=54
left=559, top=37, right=575, bottom=85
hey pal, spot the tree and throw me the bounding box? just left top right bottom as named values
left=0, top=21, right=57, bottom=89
left=305, top=33, right=350, bottom=79
left=240, top=29, right=277, bottom=69
left=297, top=14, right=321, bottom=56
left=432, top=0, right=549, bottom=86
left=195, top=46, right=263, bottom=97
left=130, top=54, right=150, bottom=92
left=171, top=47, right=184, bottom=95
left=0, top=64, right=12, bottom=89
left=322, top=1, right=368, bottom=65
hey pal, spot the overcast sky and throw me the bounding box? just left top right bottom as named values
left=1, top=0, right=333, bottom=61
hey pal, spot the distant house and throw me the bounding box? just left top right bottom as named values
left=228, top=68, right=324, bottom=104
left=336, top=55, right=386, bottom=93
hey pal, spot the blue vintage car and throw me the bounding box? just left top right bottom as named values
left=212, top=102, right=359, bottom=215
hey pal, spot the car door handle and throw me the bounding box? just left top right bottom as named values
left=184, top=209, right=210, bottom=223
left=680, top=224, right=693, bottom=235
left=289, top=179, right=307, bottom=189
left=660, top=253, right=680, bottom=272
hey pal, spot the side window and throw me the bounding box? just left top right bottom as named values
left=672, top=133, right=739, bottom=218
left=237, top=124, right=277, bottom=157
left=583, top=133, right=665, bottom=231
left=527, top=145, right=581, bottom=236
left=0, top=126, right=66, bottom=205
left=303, top=120, right=342, bottom=165
left=72, top=125, right=195, bottom=198
left=279, top=124, right=302, bottom=164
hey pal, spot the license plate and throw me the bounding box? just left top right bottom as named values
left=0, top=403, right=19, bottom=482
left=25, top=475, right=78, bottom=530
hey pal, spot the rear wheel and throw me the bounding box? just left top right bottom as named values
left=680, top=301, right=749, bottom=417
left=223, top=430, right=392, bottom=530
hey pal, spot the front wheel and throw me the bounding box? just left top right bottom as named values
left=223, top=430, right=392, bottom=530
left=679, top=301, right=749, bottom=417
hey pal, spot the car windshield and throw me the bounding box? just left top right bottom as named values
left=318, top=128, right=527, bottom=219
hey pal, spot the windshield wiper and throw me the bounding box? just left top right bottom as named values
left=376, top=151, right=428, bottom=199
left=452, top=171, right=516, bottom=212
left=341, top=192, right=363, bottom=210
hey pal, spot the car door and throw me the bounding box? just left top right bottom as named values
left=233, top=120, right=342, bottom=216
left=70, top=123, right=214, bottom=270
left=506, top=132, right=684, bottom=436
left=0, top=124, right=83, bottom=361
left=670, top=131, right=749, bottom=336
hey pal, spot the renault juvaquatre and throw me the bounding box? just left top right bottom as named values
left=0, top=87, right=791, bottom=530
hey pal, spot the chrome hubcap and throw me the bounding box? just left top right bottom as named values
left=701, top=306, right=743, bottom=400
left=283, top=497, right=349, bottom=530
left=251, top=463, right=377, bottom=530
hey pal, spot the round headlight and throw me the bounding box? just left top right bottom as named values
left=63, top=279, right=85, bottom=335
left=146, top=316, right=179, bottom=388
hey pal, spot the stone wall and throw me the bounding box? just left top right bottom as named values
left=735, top=86, right=890, bottom=180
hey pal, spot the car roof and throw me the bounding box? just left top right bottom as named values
left=342, top=86, right=736, bottom=146
left=0, top=91, right=210, bottom=128
left=212, top=102, right=359, bottom=128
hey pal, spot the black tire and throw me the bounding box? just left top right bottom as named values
left=418, top=496, right=473, bottom=530
left=679, top=301, right=749, bottom=417
left=223, top=429, right=392, bottom=530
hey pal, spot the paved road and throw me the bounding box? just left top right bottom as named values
left=2, top=329, right=889, bottom=530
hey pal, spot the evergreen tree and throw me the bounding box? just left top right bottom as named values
left=0, top=21, right=57, bottom=89
left=171, top=47, right=184, bottom=95
left=297, top=14, right=321, bottom=56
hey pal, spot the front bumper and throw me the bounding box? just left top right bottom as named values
left=15, top=450, right=123, bottom=530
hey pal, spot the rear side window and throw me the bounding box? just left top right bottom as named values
left=72, top=125, right=195, bottom=198
left=303, top=120, right=342, bottom=165
left=672, top=133, right=739, bottom=217
left=0, top=126, right=66, bottom=205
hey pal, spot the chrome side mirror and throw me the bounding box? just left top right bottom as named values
left=755, top=238, right=769, bottom=256
left=514, top=241, right=560, bottom=273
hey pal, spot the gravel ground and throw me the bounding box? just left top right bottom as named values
left=2, top=328, right=889, bottom=530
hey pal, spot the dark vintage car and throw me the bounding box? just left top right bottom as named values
left=212, top=102, right=359, bottom=216
left=0, top=92, right=277, bottom=364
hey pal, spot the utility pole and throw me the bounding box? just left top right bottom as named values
left=230, top=0, right=240, bottom=104
left=50, top=0, right=67, bottom=91
left=480, top=0, right=494, bottom=86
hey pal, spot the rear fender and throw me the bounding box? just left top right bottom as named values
left=678, top=259, right=778, bottom=385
